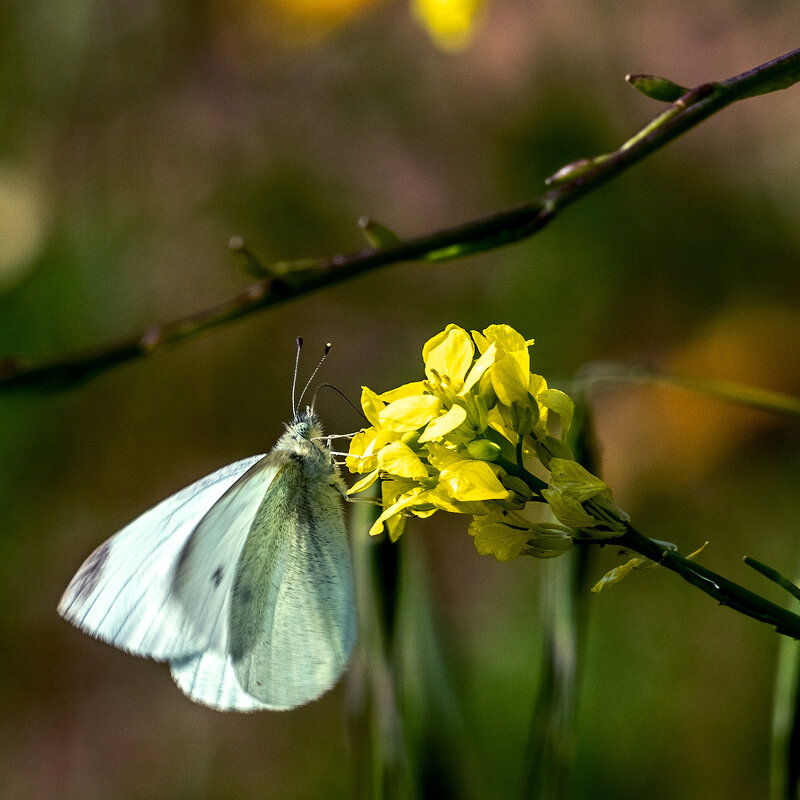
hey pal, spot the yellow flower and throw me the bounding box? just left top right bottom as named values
left=472, top=324, right=534, bottom=407
left=366, top=444, right=514, bottom=537
left=436, top=457, right=511, bottom=502
left=346, top=323, right=618, bottom=561
left=422, top=324, right=475, bottom=387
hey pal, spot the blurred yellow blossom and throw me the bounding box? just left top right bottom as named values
left=412, top=0, right=484, bottom=51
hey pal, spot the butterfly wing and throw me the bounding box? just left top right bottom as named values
left=58, top=455, right=265, bottom=660
left=170, top=649, right=272, bottom=711
left=171, top=455, right=355, bottom=711
left=166, top=453, right=288, bottom=683
left=61, top=407, right=356, bottom=712
left=229, top=456, right=356, bottom=709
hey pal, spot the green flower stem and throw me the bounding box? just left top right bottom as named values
left=495, top=455, right=547, bottom=497
left=3, top=48, right=800, bottom=391
left=611, top=521, right=800, bottom=639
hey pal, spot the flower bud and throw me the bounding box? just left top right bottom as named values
left=625, top=73, right=688, bottom=102
left=466, top=439, right=502, bottom=461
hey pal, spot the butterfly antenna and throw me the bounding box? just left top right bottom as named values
left=297, top=342, right=332, bottom=413
left=291, top=337, right=304, bottom=414
left=315, top=382, right=368, bottom=422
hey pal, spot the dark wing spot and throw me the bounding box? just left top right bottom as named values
left=211, top=566, right=224, bottom=588
left=71, top=541, right=112, bottom=601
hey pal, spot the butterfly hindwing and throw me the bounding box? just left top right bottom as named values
left=228, top=455, right=356, bottom=709
left=170, top=649, right=272, bottom=711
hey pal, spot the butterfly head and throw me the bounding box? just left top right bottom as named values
left=289, top=408, right=324, bottom=442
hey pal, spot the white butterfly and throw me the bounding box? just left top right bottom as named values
left=58, top=406, right=356, bottom=711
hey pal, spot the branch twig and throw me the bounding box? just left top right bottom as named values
left=3, top=47, right=799, bottom=392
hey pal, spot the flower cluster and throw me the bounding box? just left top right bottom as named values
left=346, top=324, right=627, bottom=561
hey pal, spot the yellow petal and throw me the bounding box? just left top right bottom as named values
left=479, top=324, right=533, bottom=353
left=384, top=513, right=407, bottom=542
left=422, top=485, right=494, bottom=515
left=346, top=428, right=380, bottom=473
left=529, top=373, right=548, bottom=396
left=380, top=394, right=442, bottom=431
left=422, top=324, right=474, bottom=387
left=347, top=469, right=381, bottom=494
left=369, top=486, right=426, bottom=535
left=378, top=381, right=428, bottom=403
left=438, top=460, right=510, bottom=501
left=419, top=404, right=468, bottom=443
left=462, top=343, right=496, bottom=393
left=471, top=329, right=489, bottom=355
left=491, top=350, right=531, bottom=406
left=360, top=386, right=386, bottom=428
left=378, top=441, right=429, bottom=479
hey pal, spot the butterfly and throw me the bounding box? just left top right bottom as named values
left=58, top=344, right=356, bottom=711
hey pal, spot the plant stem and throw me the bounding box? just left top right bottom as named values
left=496, top=455, right=547, bottom=497
left=771, top=627, right=800, bottom=799
left=521, top=556, right=582, bottom=800
left=520, top=403, right=598, bottom=799
left=3, top=47, right=800, bottom=391
left=575, top=362, right=800, bottom=419
left=610, top=521, right=800, bottom=639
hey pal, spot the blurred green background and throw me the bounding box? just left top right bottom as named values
left=1, top=1, right=799, bottom=798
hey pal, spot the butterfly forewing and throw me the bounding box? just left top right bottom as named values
left=57, top=455, right=265, bottom=660
left=170, top=455, right=283, bottom=655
